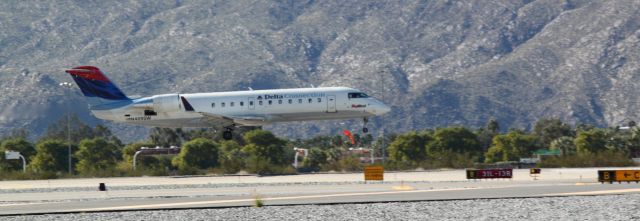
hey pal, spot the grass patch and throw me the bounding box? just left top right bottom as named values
left=251, top=189, right=264, bottom=207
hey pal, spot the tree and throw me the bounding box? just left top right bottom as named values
left=324, top=146, right=344, bottom=168
left=475, top=129, right=491, bottom=153
left=149, top=127, right=187, bottom=147
left=485, top=130, right=538, bottom=163
left=427, top=127, right=481, bottom=158
left=484, top=144, right=506, bottom=164
left=242, top=130, right=290, bottom=166
left=293, top=135, right=335, bottom=149
left=92, top=125, right=123, bottom=146
left=44, top=113, right=94, bottom=144
left=331, top=135, right=345, bottom=147
left=604, top=128, right=627, bottom=152
left=487, top=119, right=500, bottom=134
left=533, top=118, right=573, bottom=148
left=359, top=134, right=374, bottom=146
left=30, top=139, right=71, bottom=173
left=627, top=127, right=640, bottom=157
left=218, top=140, right=245, bottom=173
left=576, top=123, right=595, bottom=132
left=0, top=138, right=35, bottom=171
left=302, top=148, right=328, bottom=171
left=387, top=131, right=430, bottom=166
left=549, top=136, right=576, bottom=156
left=44, top=114, right=122, bottom=147
left=75, top=138, right=122, bottom=175
left=172, top=138, right=219, bottom=171
left=183, top=128, right=218, bottom=141
left=473, top=119, right=500, bottom=154
left=574, top=129, right=607, bottom=154
left=371, top=133, right=395, bottom=160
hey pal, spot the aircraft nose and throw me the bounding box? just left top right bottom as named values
left=379, top=103, right=391, bottom=115
left=369, top=102, right=390, bottom=115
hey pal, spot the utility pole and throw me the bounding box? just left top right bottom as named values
left=380, top=69, right=386, bottom=164
left=59, top=82, right=74, bottom=174
left=67, top=108, right=71, bottom=174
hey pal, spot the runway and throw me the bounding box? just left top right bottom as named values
left=1, top=168, right=639, bottom=216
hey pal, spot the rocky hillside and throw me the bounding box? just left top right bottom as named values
left=1, top=0, right=639, bottom=142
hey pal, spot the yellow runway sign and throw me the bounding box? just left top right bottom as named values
left=615, top=170, right=640, bottom=182
left=364, top=166, right=384, bottom=181
left=598, top=170, right=640, bottom=183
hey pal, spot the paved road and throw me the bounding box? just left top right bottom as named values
left=1, top=168, right=639, bottom=216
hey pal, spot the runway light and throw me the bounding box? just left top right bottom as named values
left=99, top=183, right=107, bottom=191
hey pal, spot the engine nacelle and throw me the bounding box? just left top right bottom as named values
left=152, top=94, right=181, bottom=113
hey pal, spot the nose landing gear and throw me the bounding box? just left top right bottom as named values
left=362, top=117, right=369, bottom=133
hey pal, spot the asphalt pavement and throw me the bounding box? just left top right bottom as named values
left=1, top=168, right=639, bottom=216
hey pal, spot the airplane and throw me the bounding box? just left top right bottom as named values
left=65, top=66, right=391, bottom=140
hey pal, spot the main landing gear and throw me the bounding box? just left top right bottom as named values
left=362, top=117, right=369, bottom=133
left=222, top=126, right=234, bottom=140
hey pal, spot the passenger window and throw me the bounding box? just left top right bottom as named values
left=259, top=100, right=263, bottom=105
left=317, top=98, right=322, bottom=103
left=211, top=103, right=215, bottom=108
left=240, top=101, right=244, bottom=106
left=268, top=100, right=272, bottom=105
left=308, top=98, right=312, bottom=103
left=221, top=102, right=226, bottom=107
left=288, top=99, right=292, bottom=104
left=278, top=100, right=282, bottom=104
left=230, top=102, right=234, bottom=107
left=250, top=101, right=254, bottom=106
left=298, top=99, right=302, bottom=103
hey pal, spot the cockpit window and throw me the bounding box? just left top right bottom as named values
left=348, top=92, right=369, bottom=99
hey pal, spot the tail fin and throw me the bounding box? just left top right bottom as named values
left=65, top=66, right=130, bottom=108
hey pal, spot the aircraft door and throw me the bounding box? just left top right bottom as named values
left=327, top=95, right=337, bottom=113
left=248, top=97, right=255, bottom=110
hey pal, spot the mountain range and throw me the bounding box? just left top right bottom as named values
left=1, top=0, right=639, bottom=142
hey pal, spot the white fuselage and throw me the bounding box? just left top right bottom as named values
left=91, top=87, right=390, bottom=128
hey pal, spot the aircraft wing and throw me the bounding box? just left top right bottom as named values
left=198, top=112, right=267, bottom=127
left=198, top=112, right=235, bottom=127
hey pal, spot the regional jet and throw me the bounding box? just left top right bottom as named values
left=65, top=66, right=391, bottom=140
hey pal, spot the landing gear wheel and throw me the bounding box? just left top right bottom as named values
left=362, top=117, right=369, bottom=133
left=223, top=131, right=233, bottom=140
left=221, top=125, right=236, bottom=140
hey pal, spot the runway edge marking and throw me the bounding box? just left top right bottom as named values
left=73, top=187, right=476, bottom=212
left=542, top=188, right=640, bottom=196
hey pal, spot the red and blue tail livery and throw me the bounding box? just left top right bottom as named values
left=65, top=66, right=129, bottom=101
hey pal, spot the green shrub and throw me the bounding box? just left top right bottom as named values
left=30, top=139, right=72, bottom=173
left=218, top=141, right=245, bottom=174
left=75, top=138, right=121, bottom=176
left=172, top=138, right=219, bottom=171
left=338, top=156, right=362, bottom=172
